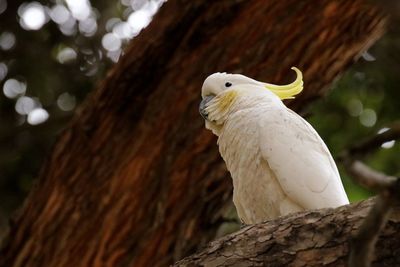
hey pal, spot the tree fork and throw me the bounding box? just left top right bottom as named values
left=0, top=0, right=386, bottom=266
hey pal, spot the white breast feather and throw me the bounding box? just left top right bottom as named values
left=258, top=107, right=349, bottom=210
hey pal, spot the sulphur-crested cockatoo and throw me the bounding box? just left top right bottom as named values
left=199, top=67, right=349, bottom=224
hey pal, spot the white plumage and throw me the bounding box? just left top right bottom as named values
left=199, top=68, right=349, bottom=224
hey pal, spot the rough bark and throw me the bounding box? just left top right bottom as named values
left=0, top=1, right=386, bottom=267
left=175, top=199, right=400, bottom=267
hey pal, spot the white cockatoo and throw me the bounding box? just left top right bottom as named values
left=199, top=67, right=349, bottom=224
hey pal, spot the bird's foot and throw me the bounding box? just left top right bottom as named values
left=240, top=223, right=249, bottom=229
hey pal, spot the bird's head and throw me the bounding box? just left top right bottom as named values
left=199, top=67, right=303, bottom=135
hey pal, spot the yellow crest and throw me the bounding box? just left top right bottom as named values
left=265, top=67, right=304, bottom=100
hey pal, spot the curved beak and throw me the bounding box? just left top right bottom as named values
left=199, top=95, right=214, bottom=120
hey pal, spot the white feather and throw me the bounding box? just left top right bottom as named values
left=258, top=107, right=349, bottom=211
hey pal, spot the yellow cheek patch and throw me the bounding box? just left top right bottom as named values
left=216, top=90, right=238, bottom=113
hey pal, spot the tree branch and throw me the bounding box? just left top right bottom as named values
left=344, top=160, right=397, bottom=192
left=348, top=195, right=392, bottom=267
left=344, top=161, right=400, bottom=267
left=339, top=124, right=400, bottom=267
left=343, top=122, right=400, bottom=158
left=174, top=199, right=400, bottom=267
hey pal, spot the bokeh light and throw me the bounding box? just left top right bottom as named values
left=3, top=79, right=26, bottom=99
left=112, top=21, right=134, bottom=39
left=130, top=0, right=148, bottom=10
left=378, top=128, right=396, bottom=149
left=0, top=63, right=7, bottom=80
left=15, top=96, right=38, bottom=115
left=56, top=47, right=77, bottom=64
left=27, top=108, right=49, bottom=125
left=49, top=5, right=70, bottom=25
left=359, top=108, right=377, bottom=127
left=19, top=2, right=47, bottom=30
left=57, top=92, right=76, bottom=111
left=102, top=33, right=121, bottom=52
left=78, top=17, right=97, bottom=36
left=58, top=16, right=77, bottom=36
left=127, top=10, right=152, bottom=35
left=361, top=51, right=376, bottom=62
left=65, top=0, right=91, bottom=21
left=0, top=0, right=7, bottom=15
left=0, top=32, right=16, bottom=50
left=381, top=140, right=395, bottom=149
left=347, top=99, right=363, bottom=117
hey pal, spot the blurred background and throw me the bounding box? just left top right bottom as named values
left=0, top=0, right=399, bottom=229
left=0, top=0, right=164, bottom=227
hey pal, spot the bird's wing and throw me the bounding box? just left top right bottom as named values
left=258, top=107, right=349, bottom=210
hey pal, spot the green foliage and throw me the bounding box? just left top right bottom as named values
left=309, top=33, right=400, bottom=202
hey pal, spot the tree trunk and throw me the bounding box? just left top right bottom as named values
left=0, top=0, right=386, bottom=266
left=174, top=198, right=400, bottom=267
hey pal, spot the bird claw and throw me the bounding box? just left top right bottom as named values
left=240, top=222, right=249, bottom=229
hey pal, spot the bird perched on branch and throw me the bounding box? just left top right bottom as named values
left=199, top=67, right=349, bottom=224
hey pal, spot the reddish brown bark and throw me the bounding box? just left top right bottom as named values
left=0, top=0, right=386, bottom=266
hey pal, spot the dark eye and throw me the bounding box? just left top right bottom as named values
left=225, top=82, right=232, bottom=87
